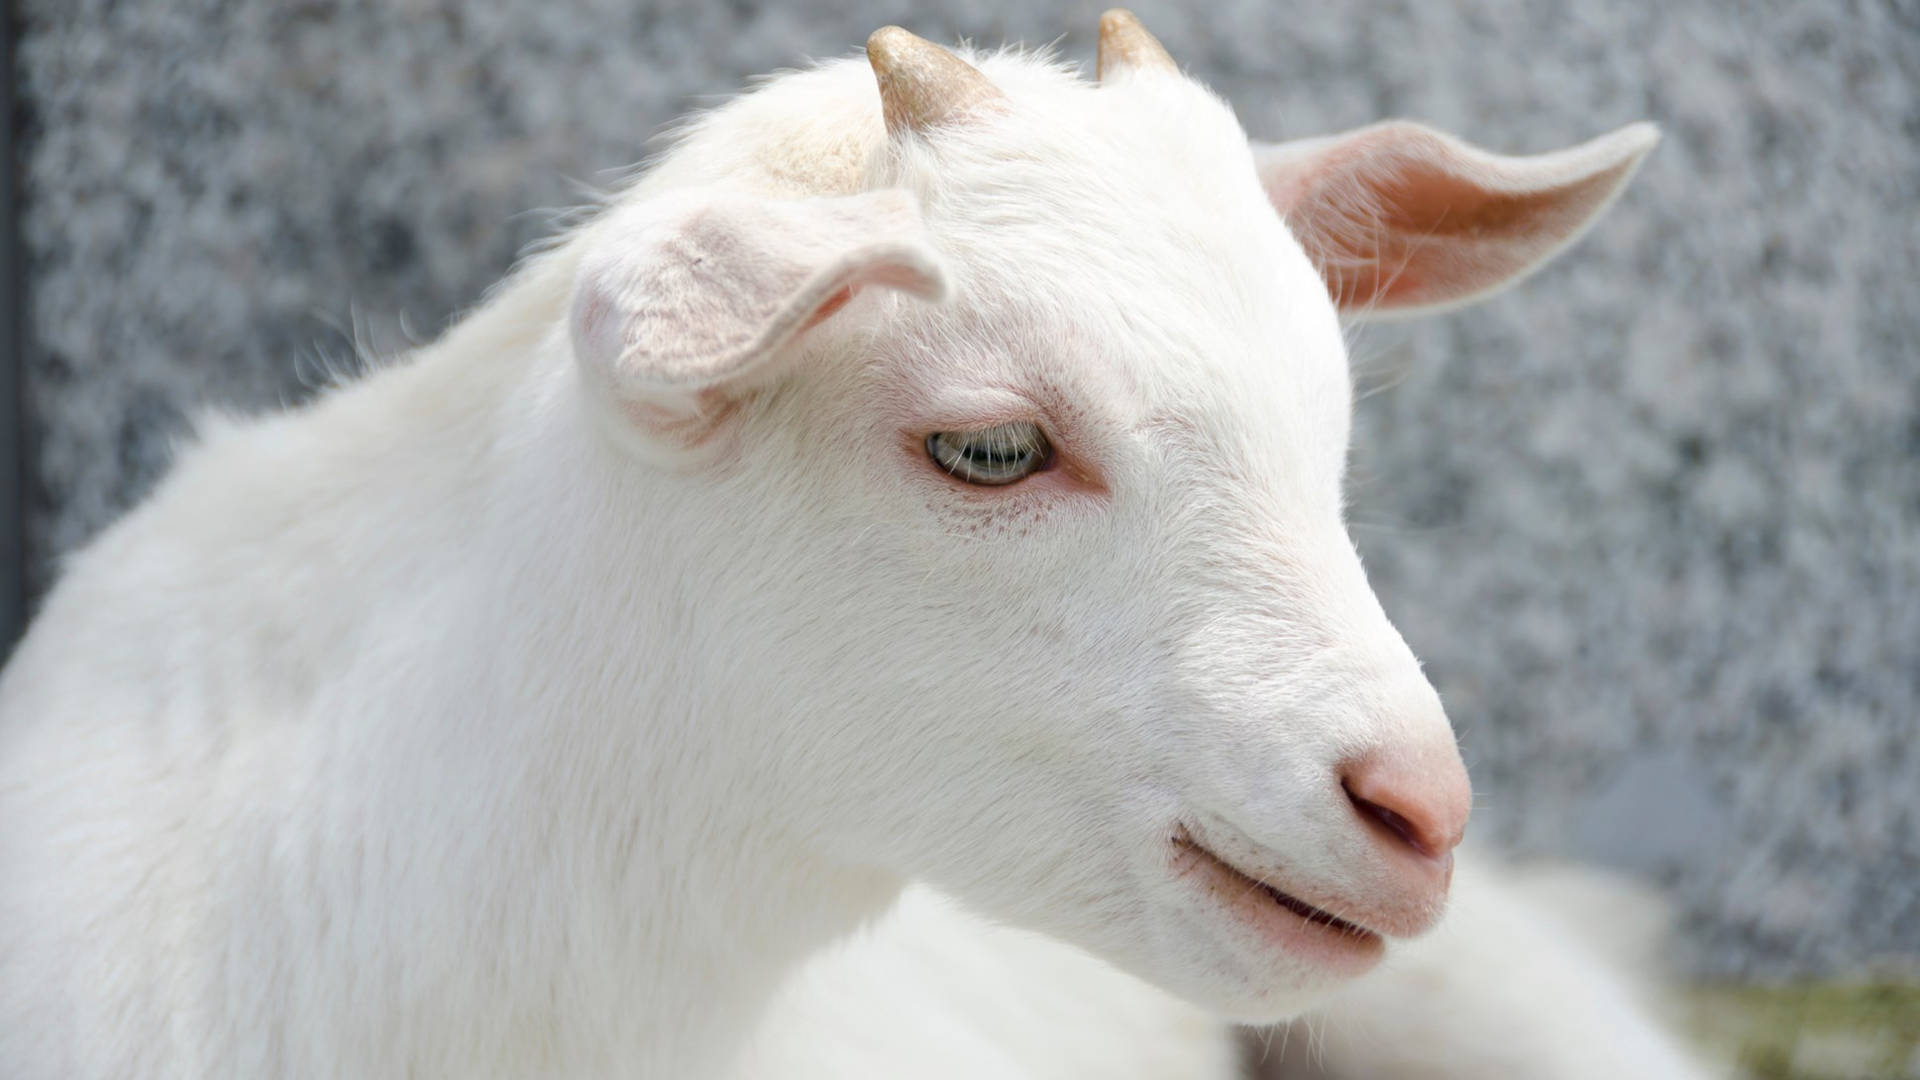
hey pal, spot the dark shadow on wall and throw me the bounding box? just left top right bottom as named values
left=0, top=0, right=26, bottom=659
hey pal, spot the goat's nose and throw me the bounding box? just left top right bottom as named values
left=1340, top=747, right=1471, bottom=862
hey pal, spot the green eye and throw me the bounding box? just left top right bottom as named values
left=926, top=422, right=1053, bottom=486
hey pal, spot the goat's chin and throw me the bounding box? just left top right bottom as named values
left=903, top=792, right=1382, bottom=1024
left=1042, top=848, right=1390, bottom=1025
left=1165, top=972, right=1348, bottom=1028
left=1121, top=895, right=1378, bottom=1025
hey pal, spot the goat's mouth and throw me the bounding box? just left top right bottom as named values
left=1170, top=827, right=1384, bottom=975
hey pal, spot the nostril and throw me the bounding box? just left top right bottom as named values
left=1344, top=780, right=1445, bottom=859
left=1339, top=749, right=1471, bottom=862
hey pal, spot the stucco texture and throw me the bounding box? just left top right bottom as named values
left=17, top=0, right=1919, bottom=978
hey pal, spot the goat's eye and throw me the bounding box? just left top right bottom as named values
left=926, top=422, right=1052, bottom=486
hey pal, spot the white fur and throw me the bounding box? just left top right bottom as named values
left=0, top=35, right=1654, bottom=1079
left=735, top=884, right=1241, bottom=1079
left=1262, top=851, right=1723, bottom=1079
left=733, top=853, right=1721, bottom=1080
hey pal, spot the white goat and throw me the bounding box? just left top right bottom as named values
left=0, top=13, right=1656, bottom=1078
left=734, top=26, right=1705, bottom=1080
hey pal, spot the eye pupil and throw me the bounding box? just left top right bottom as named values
left=926, top=423, right=1052, bottom=486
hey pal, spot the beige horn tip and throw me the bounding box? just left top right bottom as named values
left=866, top=26, right=1006, bottom=134
left=1097, top=9, right=1176, bottom=81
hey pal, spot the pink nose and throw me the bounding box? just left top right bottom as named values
left=1340, top=747, right=1471, bottom=862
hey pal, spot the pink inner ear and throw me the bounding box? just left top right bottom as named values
left=797, top=260, right=943, bottom=332
left=802, top=287, right=854, bottom=330
left=1265, top=123, right=1655, bottom=314
left=1310, top=157, right=1597, bottom=310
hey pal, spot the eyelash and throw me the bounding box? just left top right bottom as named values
left=925, top=422, right=1054, bottom=486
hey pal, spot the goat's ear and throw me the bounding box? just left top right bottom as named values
left=569, top=189, right=947, bottom=448
left=1255, top=121, right=1657, bottom=319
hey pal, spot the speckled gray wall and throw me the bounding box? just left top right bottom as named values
left=16, top=0, right=1918, bottom=978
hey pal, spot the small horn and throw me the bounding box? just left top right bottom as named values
left=1097, top=9, right=1176, bottom=81
left=867, top=26, right=1005, bottom=134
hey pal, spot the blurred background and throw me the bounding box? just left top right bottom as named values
left=6, top=0, right=1917, bottom=1073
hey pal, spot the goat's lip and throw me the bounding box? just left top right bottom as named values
left=1169, top=827, right=1384, bottom=976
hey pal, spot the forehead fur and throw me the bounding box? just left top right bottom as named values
left=898, top=54, right=1348, bottom=445
left=646, top=47, right=1263, bottom=228
left=631, top=43, right=1350, bottom=453
left=877, top=53, right=1279, bottom=293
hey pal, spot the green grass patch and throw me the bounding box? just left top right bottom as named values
left=1685, top=983, right=1920, bottom=1079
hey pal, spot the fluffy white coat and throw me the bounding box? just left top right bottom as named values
left=0, top=28, right=1659, bottom=1079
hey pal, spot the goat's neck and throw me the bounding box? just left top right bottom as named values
left=360, top=270, right=900, bottom=1075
